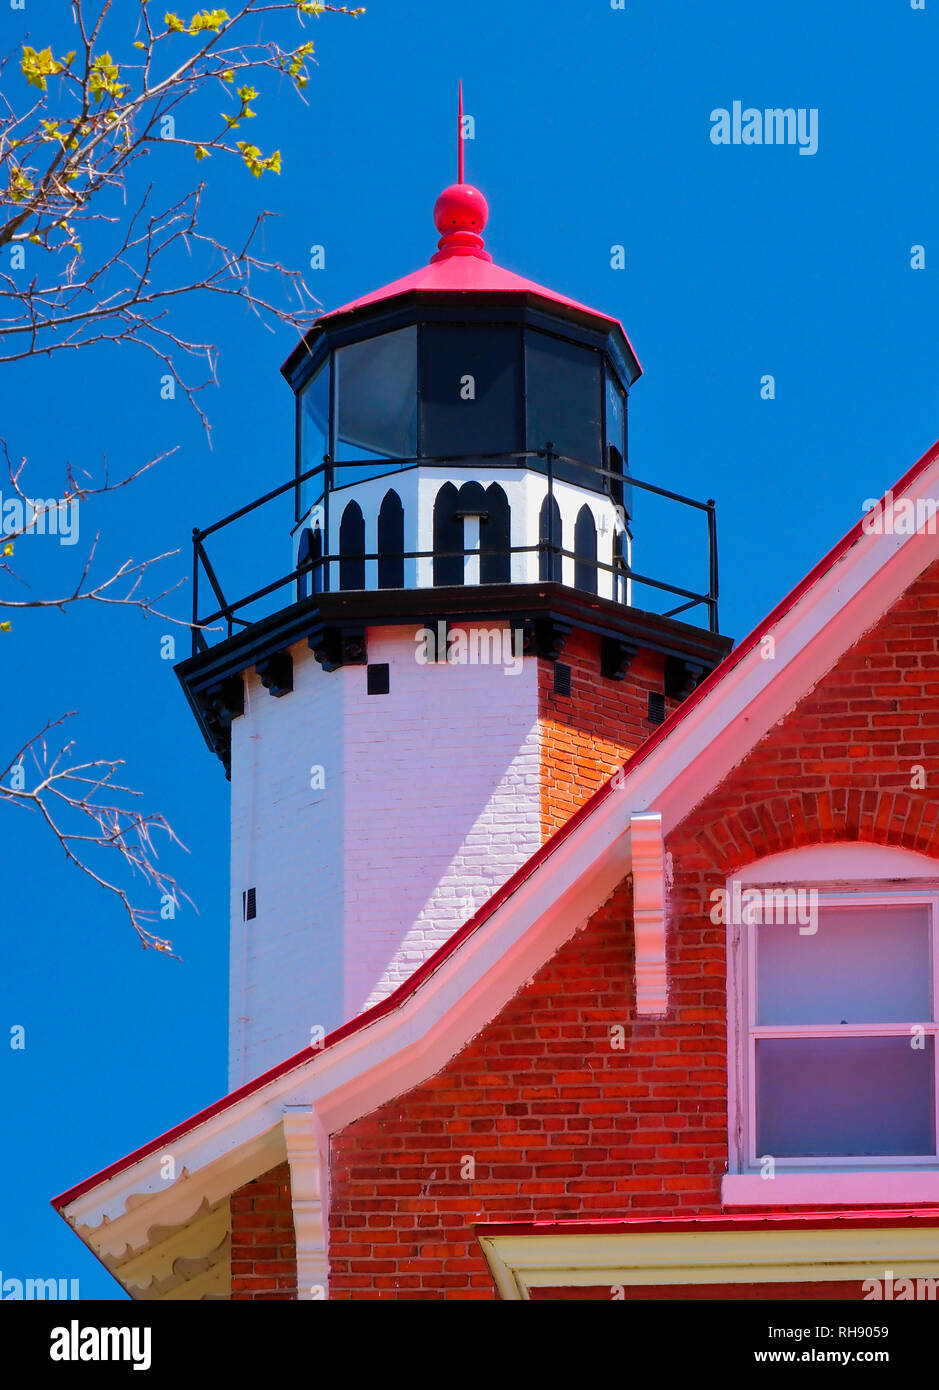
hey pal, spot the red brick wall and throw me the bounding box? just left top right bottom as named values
left=230, top=1162, right=297, bottom=1300
left=328, top=876, right=728, bottom=1299
left=326, top=562, right=939, bottom=1299
left=669, top=559, right=939, bottom=933
left=538, top=631, right=679, bottom=837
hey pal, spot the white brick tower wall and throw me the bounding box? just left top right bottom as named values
left=228, top=623, right=541, bottom=1088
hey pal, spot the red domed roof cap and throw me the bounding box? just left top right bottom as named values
left=432, top=182, right=491, bottom=262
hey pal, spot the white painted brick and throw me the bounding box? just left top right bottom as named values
left=227, top=624, right=542, bottom=1085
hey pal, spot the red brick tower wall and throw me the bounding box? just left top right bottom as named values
left=538, top=631, right=681, bottom=838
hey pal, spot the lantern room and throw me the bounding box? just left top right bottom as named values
left=280, top=180, right=643, bottom=602
left=181, top=155, right=726, bottom=783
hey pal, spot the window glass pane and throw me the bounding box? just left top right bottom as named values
left=756, top=903, right=932, bottom=1025
left=299, top=361, right=328, bottom=516
left=335, top=327, right=417, bottom=482
left=756, top=1035, right=935, bottom=1157
left=605, top=368, right=625, bottom=457
left=526, top=331, right=602, bottom=484
left=605, top=365, right=630, bottom=519
left=421, top=325, right=522, bottom=459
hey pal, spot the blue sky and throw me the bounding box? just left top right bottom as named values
left=1, top=0, right=935, bottom=1297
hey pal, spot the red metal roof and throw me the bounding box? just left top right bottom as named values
left=52, top=434, right=939, bottom=1214
left=320, top=178, right=626, bottom=333
left=319, top=247, right=625, bottom=331
left=281, top=180, right=642, bottom=382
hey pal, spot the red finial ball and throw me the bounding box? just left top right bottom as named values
left=430, top=183, right=491, bottom=262
left=433, top=182, right=489, bottom=235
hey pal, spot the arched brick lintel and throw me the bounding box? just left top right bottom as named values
left=683, top=789, right=939, bottom=877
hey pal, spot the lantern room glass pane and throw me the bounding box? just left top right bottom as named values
left=299, top=360, right=329, bottom=518
left=756, top=902, right=932, bottom=1026
left=526, top=331, right=602, bottom=486
left=334, top=326, right=418, bottom=486
left=605, top=365, right=629, bottom=517
left=420, top=324, right=523, bottom=460
left=605, top=369, right=625, bottom=459
left=756, top=1035, right=935, bottom=1157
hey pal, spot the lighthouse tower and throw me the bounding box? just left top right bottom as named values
left=178, top=137, right=730, bottom=1089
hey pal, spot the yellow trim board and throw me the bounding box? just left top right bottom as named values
left=477, top=1227, right=939, bottom=1301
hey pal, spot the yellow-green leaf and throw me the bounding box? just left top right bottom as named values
left=7, top=168, right=35, bottom=204
left=20, top=45, right=64, bottom=92
left=189, top=7, right=229, bottom=33
left=237, top=85, right=258, bottom=118
left=236, top=142, right=281, bottom=178
left=88, top=52, right=127, bottom=104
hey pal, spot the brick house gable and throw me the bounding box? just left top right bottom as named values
left=674, top=555, right=939, bottom=869
left=326, top=556, right=939, bottom=1299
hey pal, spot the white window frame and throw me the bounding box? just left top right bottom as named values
left=724, top=843, right=939, bottom=1206
left=744, top=890, right=939, bottom=1170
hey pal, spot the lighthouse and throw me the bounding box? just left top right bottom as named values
left=177, top=134, right=730, bottom=1090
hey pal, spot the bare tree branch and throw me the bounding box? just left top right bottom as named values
left=0, top=1, right=363, bottom=950
left=0, top=439, right=194, bottom=624
left=0, top=0, right=365, bottom=418
left=2, top=715, right=193, bottom=953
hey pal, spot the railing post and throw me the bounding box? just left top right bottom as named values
left=706, top=499, right=719, bottom=633
left=191, top=527, right=200, bottom=657
left=545, top=441, right=557, bottom=584
left=322, top=453, right=331, bottom=594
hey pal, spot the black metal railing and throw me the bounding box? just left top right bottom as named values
left=190, top=447, right=719, bottom=656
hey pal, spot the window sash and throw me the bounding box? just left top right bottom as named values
left=743, top=892, right=939, bottom=1169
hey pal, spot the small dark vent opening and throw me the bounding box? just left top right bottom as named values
left=367, top=663, right=390, bottom=695
left=648, top=691, right=666, bottom=725
left=554, top=662, right=572, bottom=697
left=664, top=655, right=689, bottom=701
left=243, top=887, right=257, bottom=921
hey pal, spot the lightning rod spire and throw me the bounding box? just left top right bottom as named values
left=458, top=80, right=464, bottom=184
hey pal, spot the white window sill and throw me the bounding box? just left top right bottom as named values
left=723, top=1172, right=939, bottom=1207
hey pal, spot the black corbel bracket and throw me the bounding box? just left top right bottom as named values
left=601, top=636, right=641, bottom=681
left=256, top=650, right=294, bottom=697
left=308, top=623, right=368, bottom=673
left=664, top=655, right=709, bottom=700
left=205, top=674, right=245, bottom=726
left=522, top=615, right=573, bottom=662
